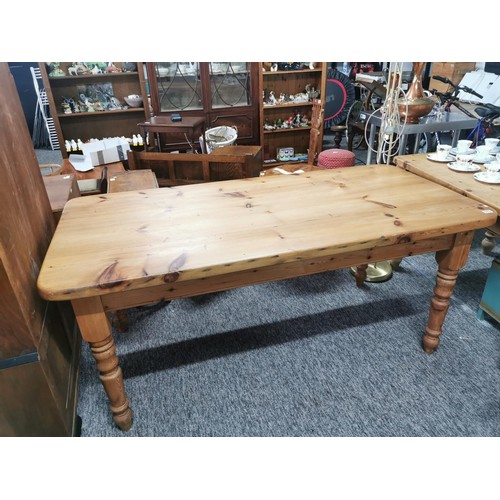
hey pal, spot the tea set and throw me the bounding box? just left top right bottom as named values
left=428, top=138, right=500, bottom=183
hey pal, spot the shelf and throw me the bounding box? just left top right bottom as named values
left=48, top=72, right=139, bottom=82
left=58, top=108, right=146, bottom=118
left=262, top=69, right=323, bottom=76
left=264, top=102, right=314, bottom=109
left=40, top=62, right=150, bottom=158
left=264, top=127, right=311, bottom=134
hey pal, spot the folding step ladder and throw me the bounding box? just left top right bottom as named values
left=30, top=66, right=60, bottom=150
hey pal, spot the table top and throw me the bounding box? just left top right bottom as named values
left=108, top=169, right=159, bottom=193
left=138, top=115, right=205, bottom=129
left=364, top=110, right=477, bottom=133
left=38, top=165, right=496, bottom=301
left=395, top=153, right=500, bottom=214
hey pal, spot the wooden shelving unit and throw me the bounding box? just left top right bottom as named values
left=39, top=62, right=150, bottom=158
left=258, top=63, right=327, bottom=164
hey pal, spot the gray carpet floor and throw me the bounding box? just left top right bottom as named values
left=75, top=232, right=500, bottom=437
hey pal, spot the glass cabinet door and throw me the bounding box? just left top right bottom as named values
left=147, top=62, right=260, bottom=146
left=153, top=62, right=203, bottom=112
left=209, top=62, right=252, bottom=108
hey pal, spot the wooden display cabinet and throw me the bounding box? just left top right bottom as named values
left=0, top=63, right=80, bottom=436
left=39, top=62, right=150, bottom=158
left=147, top=62, right=261, bottom=151
left=258, top=63, right=327, bottom=164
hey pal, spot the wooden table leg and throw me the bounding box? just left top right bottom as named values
left=481, top=229, right=496, bottom=255
left=72, top=296, right=133, bottom=431
left=355, top=263, right=368, bottom=287
left=423, top=231, right=474, bottom=354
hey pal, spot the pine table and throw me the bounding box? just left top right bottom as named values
left=37, top=165, right=496, bottom=431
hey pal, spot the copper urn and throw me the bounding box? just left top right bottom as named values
left=398, top=62, right=434, bottom=124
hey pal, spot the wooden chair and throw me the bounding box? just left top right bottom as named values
left=308, top=99, right=324, bottom=165
left=127, top=146, right=263, bottom=187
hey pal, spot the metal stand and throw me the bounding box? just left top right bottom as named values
left=351, top=261, right=393, bottom=283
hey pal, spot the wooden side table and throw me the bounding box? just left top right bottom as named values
left=42, top=174, right=80, bottom=225
left=108, top=169, right=159, bottom=193
left=138, top=115, right=206, bottom=153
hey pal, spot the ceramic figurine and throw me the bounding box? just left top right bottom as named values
left=68, top=63, right=90, bottom=76
left=47, top=62, right=65, bottom=77
left=270, top=63, right=278, bottom=72
left=122, top=62, right=137, bottom=72
left=268, top=91, right=277, bottom=106
left=84, top=99, right=95, bottom=112
left=62, top=102, right=72, bottom=114
left=90, top=64, right=103, bottom=74
left=292, top=92, right=309, bottom=104
left=306, top=84, right=319, bottom=100
left=109, top=96, right=122, bottom=109
left=106, top=62, right=120, bottom=73
left=264, top=119, right=275, bottom=131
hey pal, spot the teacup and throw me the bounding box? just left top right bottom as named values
left=436, top=144, right=452, bottom=160
left=456, top=154, right=473, bottom=167
left=484, top=138, right=499, bottom=151
left=484, top=161, right=500, bottom=179
left=475, top=145, right=492, bottom=161
left=456, top=139, right=472, bottom=153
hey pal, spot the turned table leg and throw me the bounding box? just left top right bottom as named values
left=424, top=232, right=473, bottom=354
left=72, top=296, right=133, bottom=431
left=481, top=229, right=496, bottom=255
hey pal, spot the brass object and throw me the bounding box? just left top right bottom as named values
left=398, top=62, right=434, bottom=124
left=350, top=261, right=393, bottom=283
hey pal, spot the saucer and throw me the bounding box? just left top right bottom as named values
left=447, top=162, right=481, bottom=173
left=472, top=154, right=495, bottom=164
left=473, top=172, right=500, bottom=184
left=450, top=147, right=475, bottom=155
left=427, top=153, right=453, bottom=163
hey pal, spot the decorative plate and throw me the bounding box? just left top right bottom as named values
left=447, top=162, right=481, bottom=173
left=473, top=172, right=500, bottom=184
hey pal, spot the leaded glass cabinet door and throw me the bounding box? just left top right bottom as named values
left=147, top=62, right=260, bottom=147
left=209, top=62, right=251, bottom=108
left=152, top=62, right=203, bottom=112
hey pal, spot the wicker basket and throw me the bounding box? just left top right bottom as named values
left=204, top=125, right=238, bottom=152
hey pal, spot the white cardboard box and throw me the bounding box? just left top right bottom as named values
left=69, top=137, right=130, bottom=171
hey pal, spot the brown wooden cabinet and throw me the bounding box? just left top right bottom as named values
left=146, top=62, right=260, bottom=150
left=0, top=63, right=80, bottom=436
left=258, top=63, right=327, bottom=164
left=39, top=62, right=150, bottom=158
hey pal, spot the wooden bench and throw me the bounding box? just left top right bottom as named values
left=127, top=146, right=263, bottom=187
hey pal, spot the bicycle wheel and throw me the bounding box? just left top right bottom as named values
left=345, top=100, right=366, bottom=150
left=407, top=132, right=437, bottom=154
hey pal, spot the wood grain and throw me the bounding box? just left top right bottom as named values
left=38, top=165, right=497, bottom=302
left=395, top=153, right=500, bottom=214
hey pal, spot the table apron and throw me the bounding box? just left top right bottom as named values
left=100, top=233, right=457, bottom=312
